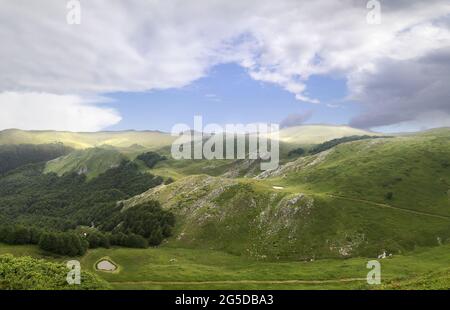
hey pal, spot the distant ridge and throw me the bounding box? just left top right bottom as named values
left=0, top=128, right=176, bottom=149
left=275, top=124, right=381, bottom=145
left=0, top=124, right=431, bottom=149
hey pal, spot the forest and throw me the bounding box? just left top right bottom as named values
left=0, top=148, right=175, bottom=255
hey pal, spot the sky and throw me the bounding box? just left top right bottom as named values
left=1, top=0, right=450, bottom=133
left=105, top=63, right=355, bottom=132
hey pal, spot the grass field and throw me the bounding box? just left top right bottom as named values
left=1, top=243, right=449, bottom=290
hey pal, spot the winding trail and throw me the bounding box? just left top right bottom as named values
left=325, top=194, right=450, bottom=220
left=109, top=278, right=367, bottom=286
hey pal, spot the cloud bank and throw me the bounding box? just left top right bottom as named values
left=0, top=92, right=121, bottom=131
left=1, top=0, right=449, bottom=131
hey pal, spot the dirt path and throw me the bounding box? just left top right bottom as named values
left=326, top=194, right=450, bottom=220
left=109, top=278, right=367, bottom=285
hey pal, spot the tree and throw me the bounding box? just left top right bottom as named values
left=12, top=226, right=31, bottom=244
left=148, top=227, right=163, bottom=246
left=164, top=177, right=174, bottom=185
left=124, top=234, right=148, bottom=248
left=288, top=147, right=306, bottom=157
left=87, top=231, right=110, bottom=249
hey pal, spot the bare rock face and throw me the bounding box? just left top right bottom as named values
left=327, top=232, right=366, bottom=258
left=255, top=149, right=334, bottom=179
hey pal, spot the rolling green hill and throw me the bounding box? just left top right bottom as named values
left=0, top=125, right=380, bottom=150
left=122, top=175, right=450, bottom=260
left=261, top=133, right=450, bottom=217
left=1, top=125, right=383, bottom=180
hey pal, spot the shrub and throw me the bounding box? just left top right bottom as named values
left=385, top=192, right=394, bottom=200
left=0, top=254, right=108, bottom=290
left=136, top=152, right=167, bottom=168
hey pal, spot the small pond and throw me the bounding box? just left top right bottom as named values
left=96, top=259, right=117, bottom=271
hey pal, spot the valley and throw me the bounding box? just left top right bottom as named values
left=0, top=125, right=449, bottom=290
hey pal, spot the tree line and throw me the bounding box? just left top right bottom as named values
left=0, top=201, right=174, bottom=256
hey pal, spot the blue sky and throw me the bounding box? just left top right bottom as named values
left=106, top=63, right=359, bottom=132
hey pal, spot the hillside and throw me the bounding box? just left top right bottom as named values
left=121, top=129, right=450, bottom=260
left=260, top=133, right=450, bottom=217
left=44, top=147, right=127, bottom=179
left=123, top=179, right=450, bottom=261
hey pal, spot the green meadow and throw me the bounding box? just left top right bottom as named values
left=1, top=243, right=450, bottom=290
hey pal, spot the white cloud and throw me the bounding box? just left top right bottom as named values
left=1, top=0, right=450, bottom=130
left=0, top=92, right=121, bottom=131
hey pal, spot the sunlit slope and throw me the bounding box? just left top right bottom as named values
left=0, top=129, right=176, bottom=149
left=122, top=175, right=450, bottom=260
left=0, top=125, right=379, bottom=150
left=44, top=147, right=126, bottom=179
left=262, top=131, right=450, bottom=217
left=274, top=125, right=380, bottom=145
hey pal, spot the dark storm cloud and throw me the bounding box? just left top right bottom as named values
left=280, top=111, right=313, bottom=128
left=349, top=47, right=450, bottom=129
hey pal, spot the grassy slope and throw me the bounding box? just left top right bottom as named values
left=44, top=147, right=127, bottom=179
left=43, top=146, right=263, bottom=181
left=123, top=175, right=450, bottom=260
left=267, top=134, right=450, bottom=217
